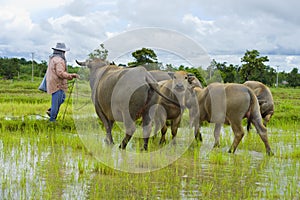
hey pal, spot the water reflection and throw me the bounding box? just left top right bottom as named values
left=0, top=138, right=92, bottom=199
left=0, top=126, right=299, bottom=199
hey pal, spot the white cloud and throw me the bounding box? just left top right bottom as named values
left=0, top=6, right=33, bottom=35
left=0, top=0, right=299, bottom=72
left=182, top=14, right=219, bottom=36
left=4, top=0, right=73, bottom=11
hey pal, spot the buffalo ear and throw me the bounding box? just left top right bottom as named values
left=253, top=87, right=262, bottom=96
left=188, top=75, right=195, bottom=84
left=168, top=72, right=174, bottom=79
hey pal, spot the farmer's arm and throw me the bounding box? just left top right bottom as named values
left=55, top=58, right=79, bottom=80
left=56, top=62, right=73, bottom=80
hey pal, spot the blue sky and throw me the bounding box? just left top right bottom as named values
left=0, top=0, right=299, bottom=72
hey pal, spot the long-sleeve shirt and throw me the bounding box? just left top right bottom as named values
left=46, top=56, right=72, bottom=94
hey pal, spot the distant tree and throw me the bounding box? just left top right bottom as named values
left=0, top=57, right=20, bottom=79
left=216, top=62, right=239, bottom=83
left=128, top=48, right=158, bottom=68
left=263, top=65, right=277, bottom=86
left=287, top=68, right=300, bottom=87
left=205, top=59, right=223, bottom=84
left=88, top=44, right=108, bottom=60
left=206, top=59, right=218, bottom=80
left=197, top=67, right=208, bottom=86
left=239, top=50, right=269, bottom=83
left=35, top=60, right=48, bottom=77
left=164, top=63, right=176, bottom=71
left=278, top=71, right=288, bottom=86
left=19, top=57, right=32, bottom=65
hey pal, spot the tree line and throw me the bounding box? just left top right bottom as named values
left=121, top=47, right=299, bottom=87
left=0, top=57, right=78, bottom=80
left=1, top=47, right=299, bottom=87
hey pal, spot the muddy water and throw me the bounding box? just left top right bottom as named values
left=0, top=127, right=299, bottom=199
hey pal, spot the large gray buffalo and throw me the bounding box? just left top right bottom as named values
left=76, top=58, right=179, bottom=150
left=244, top=81, right=274, bottom=129
left=191, top=83, right=273, bottom=155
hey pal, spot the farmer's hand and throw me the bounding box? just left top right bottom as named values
left=71, top=73, right=80, bottom=79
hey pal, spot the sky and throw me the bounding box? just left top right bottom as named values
left=0, top=0, right=300, bottom=72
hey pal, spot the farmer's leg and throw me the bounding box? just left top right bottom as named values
left=50, top=90, right=65, bottom=121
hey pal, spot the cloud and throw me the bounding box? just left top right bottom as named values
left=0, top=6, right=33, bottom=37
left=182, top=14, right=219, bottom=36
left=0, top=0, right=299, bottom=71
left=5, top=0, right=73, bottom=11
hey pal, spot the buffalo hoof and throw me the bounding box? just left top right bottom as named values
left=267, top=150, right=274, bottom=156
left=104, top=138, right=114, bottom=145
left=140, top=146, right=148, bottom=151
left=159, top=139, right=166, bottom=145
left=151, top=134, right=158, bottom=141
left=195, top=133, right=203, bottom=142
left=119, top=144, right=126, bottom=150
left=228, top=149, right=234, bottom=154
left=213, top=143, right=220, bottom=148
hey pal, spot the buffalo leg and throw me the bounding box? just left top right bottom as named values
left=153, top=106, right=167, bottom=145
left=228, top=123, right=244, bottom=153
left=159, top=125, right=168, bottom=145
left=142, top=111, right=153, bottom=151
left=213, top=123, right=222, bottom=148
left=257, top=132, right=273, bottom=156
left=104, top=120, right=114, bottom=144
left=119, top=117, right=136, bottom=150
left=192, top=116, right=202, bottom=142
left=119, top=134, right=132, bottom=149
left=96, top=110, right=114, bottom=144
left=170, top=116, right=181, bottom=144
left=194, top=128, right=202, bottom=142
left=252, top=117, right=273, bottom=155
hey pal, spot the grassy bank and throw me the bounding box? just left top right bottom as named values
left=1, top=80, right=299, bottom=123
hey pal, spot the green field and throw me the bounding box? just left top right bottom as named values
left=0, top=79, right=299, bottom=199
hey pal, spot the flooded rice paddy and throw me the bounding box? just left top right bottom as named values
left=0, top=122, right=299, bottom=199
left=0, top=82, right=299, bottom=199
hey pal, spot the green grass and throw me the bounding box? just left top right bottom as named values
left=0, top=80, right=299, bottom=199
left=270, top=87, right=300, bottom=125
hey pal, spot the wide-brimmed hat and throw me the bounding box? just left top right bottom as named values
left=52, top=42, right=70, bottom=52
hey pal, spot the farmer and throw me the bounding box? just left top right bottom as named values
left=46, top=42, right=79, bottom=122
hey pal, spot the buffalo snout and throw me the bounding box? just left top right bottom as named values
left=175, top=83, right=185, bottom=92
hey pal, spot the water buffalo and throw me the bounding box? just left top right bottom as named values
left=243, top=81, right=274, bottom=129
left=76, top=58, right=179, bottom=150
left=149, top=70, right=173, bottom=82
left=191, top=83, right=273, bottom=155
left=148, top=70, right=203, bottom=142
left=152, top=71, right=199, bottom=144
